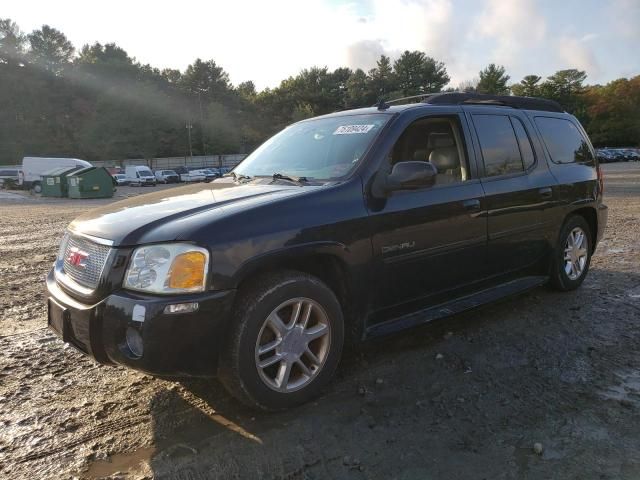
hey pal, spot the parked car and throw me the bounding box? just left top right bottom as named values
left=180, top=170, right=206, bottom=183
left=112, top=174, right=128, bottom=186
left=219, top=167, right=232, bottom=175
left=0, top=168, right=21, bottom=188
left=20, top=157, right=92, bottom=193
left=611, top=149, right=629, bottom=162
left=155, top=169, right=180, bottom=184
left=596, top=149, right=614, bottom=163
left=46, top=93, right=607, bottom=410
left=125, top=166, right=157, bottom=186
left=173, top=166, right=189, bottom=176
left=622, top=149, right=640, bottom=161
left=200, top=169, right=219, bottom=182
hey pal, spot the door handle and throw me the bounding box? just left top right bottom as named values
left=539, top=187, right=553, bottom=199
left=462, top=199, right=481, bottom=211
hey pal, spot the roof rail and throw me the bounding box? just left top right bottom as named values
left=379, top=93, right=443, bottom=106
left=422, top=92, right=564, bottom=113
left=373, top=92, right=564, bottom=113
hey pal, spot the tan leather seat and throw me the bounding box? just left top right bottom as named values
left=429, top=147, right=461, bottom=184
left=412, top=149, right=429, bottom=162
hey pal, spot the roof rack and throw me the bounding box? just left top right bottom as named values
left=379, top=93, right=441, bottom=107
left=423, top=92, right=564, bottom=112
left=375, top=91, right=564, bottom=113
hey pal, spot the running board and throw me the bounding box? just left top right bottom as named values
left=365, top=275, right=548, bottom=338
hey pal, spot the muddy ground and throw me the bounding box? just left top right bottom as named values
left=1, top=164, right=639, bottom=480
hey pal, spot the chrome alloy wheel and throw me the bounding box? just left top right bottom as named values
left=254, top=297, right=331, bottom=393
left=564, top=226, right=588, bottom=280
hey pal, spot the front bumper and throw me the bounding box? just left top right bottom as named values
left=46, top=269, right=236, bottom=377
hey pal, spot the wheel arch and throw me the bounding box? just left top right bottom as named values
left=568, top=206, right=598, bottom=253
left=231, top=245, right=364, bottom=341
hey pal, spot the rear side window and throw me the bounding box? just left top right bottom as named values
left=511, top=117, right=535, bottom=169
left=472, top=114, right=524, bottom=177
left=534, top=117, right=594, bottom=164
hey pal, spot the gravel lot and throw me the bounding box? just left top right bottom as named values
left=1, top=164, right=639, bottom=479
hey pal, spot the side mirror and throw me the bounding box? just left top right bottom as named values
left=385, top=161, right=437, bottom=192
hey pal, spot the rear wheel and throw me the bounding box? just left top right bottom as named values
left=32, top=182, right=42, bottom=194
left=550, top=215, right=592, bottom=291
left=219, top=271, right=344, bottom=410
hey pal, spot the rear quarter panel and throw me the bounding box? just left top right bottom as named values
left=525, top=111, right=601, bottom=242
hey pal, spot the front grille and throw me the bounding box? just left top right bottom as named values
left=61, top=234, right=111, bottom=290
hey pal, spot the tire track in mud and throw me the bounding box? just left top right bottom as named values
left=12, top=414, right=150, bottom=465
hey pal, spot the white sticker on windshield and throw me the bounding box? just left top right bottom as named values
left=333, top=124, right=375, bottom=135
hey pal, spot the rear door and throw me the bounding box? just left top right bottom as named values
left=465, top=107, right=558, bottom=277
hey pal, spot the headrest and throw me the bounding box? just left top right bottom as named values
left=427, top=132, right=455, bottom=149
left=429, top=147, right=460, bottom=172
left=412, top=149, right=429, bottom=161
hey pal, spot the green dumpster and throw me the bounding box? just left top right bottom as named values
left=67, top=167, right=115, bottom=199
left=41, top=166, right=81, bottom=197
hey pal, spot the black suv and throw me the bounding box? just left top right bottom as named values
left=46, top=93, right=607, bottom=410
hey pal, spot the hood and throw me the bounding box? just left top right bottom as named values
left=68, top=179, right=310, bottom=246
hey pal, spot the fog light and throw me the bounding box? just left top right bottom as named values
left=164, top=302, right=199, bottom=314
left=126, top=327, right=144, bottom=357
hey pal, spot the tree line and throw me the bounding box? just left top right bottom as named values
left=0, top=18, right=638, bottom=164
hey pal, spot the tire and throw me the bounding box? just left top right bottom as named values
left=32, top=182, right=42, bottom=194
left=219, top=270, right=344, bottom=411
left=549, top=215, right=592, bottom=291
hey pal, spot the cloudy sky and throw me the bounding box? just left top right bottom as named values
left=4, top=0, right=639, bottom=89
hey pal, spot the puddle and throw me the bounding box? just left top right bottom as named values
left=627, top=285, right=640, bottom=300
left=600, top=369, right=640, bottom=404
left=85, top=446, right=155, bottom=479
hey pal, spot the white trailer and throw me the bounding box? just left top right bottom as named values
left=20, top=157, right=92, bottom=193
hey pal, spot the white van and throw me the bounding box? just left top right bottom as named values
left=20, top=157, right=92, bottom=193
left=125, top=165, right=157, bottom=186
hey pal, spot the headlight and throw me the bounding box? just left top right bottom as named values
left=124, top=243, right=209, bottom=294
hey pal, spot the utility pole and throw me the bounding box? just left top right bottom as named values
left=186, top=121, right=193, bottom=162
left=198, top=92, right=206, bottom=160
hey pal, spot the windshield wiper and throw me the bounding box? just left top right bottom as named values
left=272, top=172, right=309, bottom=185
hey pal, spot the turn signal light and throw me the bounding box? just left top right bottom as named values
left=168, top=251, right=206, bottom=289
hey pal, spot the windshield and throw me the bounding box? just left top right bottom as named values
left=234, top=114, right=390, bottom=180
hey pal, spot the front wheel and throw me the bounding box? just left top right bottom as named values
left=219, top=271, right=344, bottom=410
left=549, top=215, right=592, bottom=291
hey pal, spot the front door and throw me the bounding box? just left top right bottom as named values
left=367, top=114, right=487, bottom=319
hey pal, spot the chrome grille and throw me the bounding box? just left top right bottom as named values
left=61, top=234, right=111, bottom=290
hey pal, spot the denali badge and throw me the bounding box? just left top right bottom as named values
left=382, top=241, right=416, bottom=254
left=67, top=247, right=89, bottom=268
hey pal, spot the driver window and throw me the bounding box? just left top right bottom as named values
left=390, top=117, right=469, bottom=184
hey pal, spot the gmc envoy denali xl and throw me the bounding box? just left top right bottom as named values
left=47, top=93, right=607, bottom=410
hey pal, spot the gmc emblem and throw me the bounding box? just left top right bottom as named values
left=67, top=247, right=89, bottom=268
